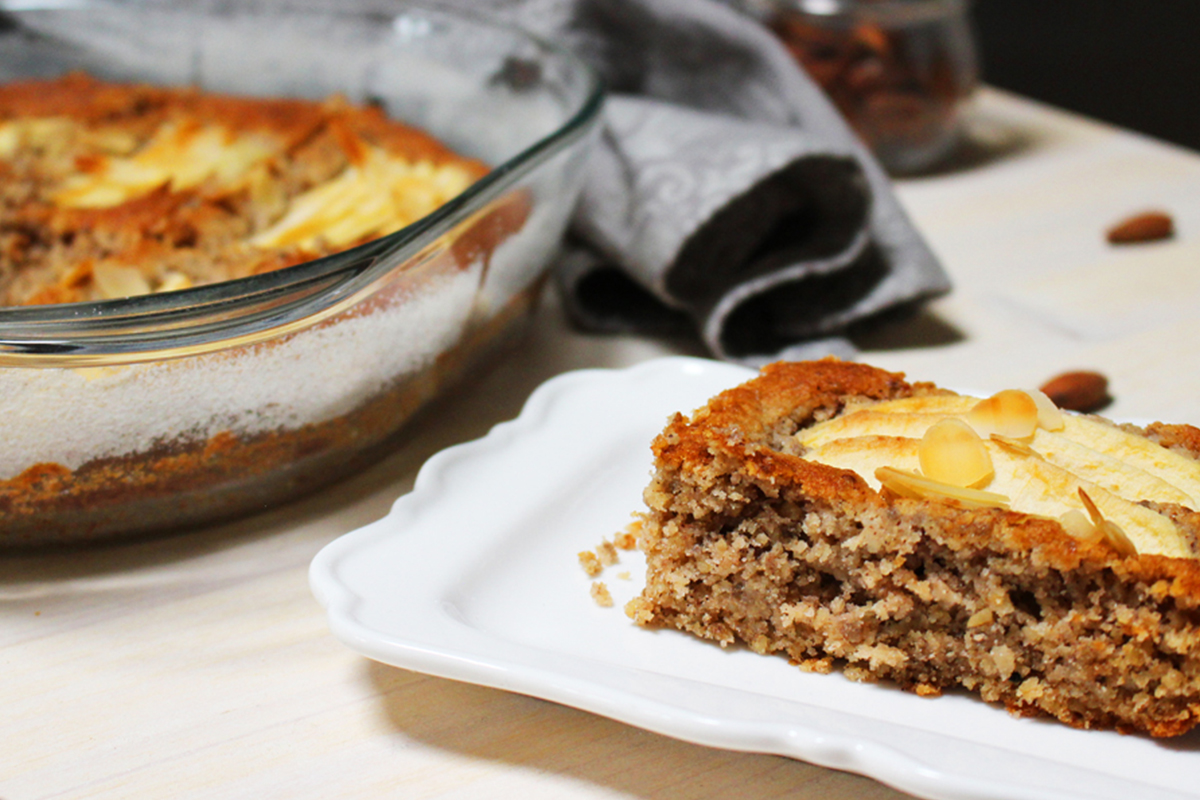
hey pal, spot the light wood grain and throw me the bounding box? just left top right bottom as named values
left=4, top=89, right=1200, bottom=799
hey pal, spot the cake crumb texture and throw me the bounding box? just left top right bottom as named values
left=590, top=582, right=614, bottom=608
left=629, top=359, right=1200, bottom=737
left=578, top=550, right=602, bottom=577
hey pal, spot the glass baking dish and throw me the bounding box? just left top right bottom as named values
left=0, top=1, right=603, bottom=545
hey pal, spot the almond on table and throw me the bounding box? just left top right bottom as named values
left=1106, top=210, right=1174, bottom=244
left=1039, top=371, right=1110, bottom=413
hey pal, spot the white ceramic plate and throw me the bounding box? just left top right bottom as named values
left=310, top=357, right=1200, bottom=800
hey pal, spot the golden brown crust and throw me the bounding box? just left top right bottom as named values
left=0, top=71, right=160, bottom=123
left=632, top=358, right=1200, bottom=737
left=1146, top=422, right=1200, bottom=460
left=661, top=359, right=1200, bottom=590
left=0, top=73, right=473, bottom=166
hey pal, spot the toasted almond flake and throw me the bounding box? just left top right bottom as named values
left=1078, top=488, right=1138, bottom=557
left=156, top=271, right=193, bottom=293
left=875, top=466, right=1011, bottom=509
left=53, top=121, right=277, bottom=209
left=1101, top=520, right=1138, bottom=558
left=1028, top=389, right=1065, bottom=431
left=250, top=146, right=475, bottom=250
left=1058, top=508, right=1100, bottom=541
left=1078, top=487, right=1105, bottom=526
left=92, top=263, right=152, bottom=299
left=919, top=418, right=993, bottom=488
left=967, top=390, right=1039, bottom=439
left=990, top=434, right=1037, bottom=457
left=967, top=608, right=994, bottom=628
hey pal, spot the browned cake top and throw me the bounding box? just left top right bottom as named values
left=0, top=72, right=489, bottom=305
left=654, top=359, right=1200, bottom=604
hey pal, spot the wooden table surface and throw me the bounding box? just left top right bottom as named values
left=5, top=88, right=1200, bottom=800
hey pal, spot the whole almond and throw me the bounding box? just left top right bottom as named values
left=1039, top=371, right=1111, bottom=413
left=1106, top=211, right=1174, bottom=244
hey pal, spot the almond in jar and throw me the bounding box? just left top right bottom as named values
left=750, top=0, right=979, bottom=173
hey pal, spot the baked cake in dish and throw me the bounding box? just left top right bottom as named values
left=0, top=72, right=488, bottom=305
left=627, top=359, right=1200, bottom=736
left=0, top=72, right=541, bottom=545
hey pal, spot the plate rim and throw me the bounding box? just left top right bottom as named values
left=310, top=356, right=1196, bottom=800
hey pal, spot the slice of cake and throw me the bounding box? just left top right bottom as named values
left=627, top=359, right=1200, bottom=736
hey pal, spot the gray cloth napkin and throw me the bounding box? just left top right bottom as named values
left=452, top=0, right=951, bottom=364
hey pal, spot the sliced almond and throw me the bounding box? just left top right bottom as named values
left=989, top=434, right=1037, bottom=457
left=967, top=608, right=994, bottom=628
left=1078, top=488, right=1138, bottom=557
left=1058, top=508, right=1100, bottom=542
left=1099, top=520, right=1138, bottom=558
left=875, top=466, right=1011, bottom=509
left=1077, top=487, right=1105, bottom=527
left=156, top=271, right=193, bottom=293
left=92, top=263, right=152, bottom=299
left=919, top=418, right=994, bottom=488
left=1027, top=389, right=1065, bottom=431
left=967, top=390, right=1039, bottom=439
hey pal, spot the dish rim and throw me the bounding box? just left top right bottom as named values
left=0, top=0, right=605, bottom=365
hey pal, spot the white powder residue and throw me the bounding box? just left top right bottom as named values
left=0, top=265, right=480, bottom=478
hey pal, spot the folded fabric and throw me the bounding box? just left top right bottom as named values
left=455, top=0, right=951, bottom=363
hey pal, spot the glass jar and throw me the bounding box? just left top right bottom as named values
left=756, top=0, right=978, bottom=173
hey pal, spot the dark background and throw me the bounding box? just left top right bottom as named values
left=970, top=0, right=1200, bottom=152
